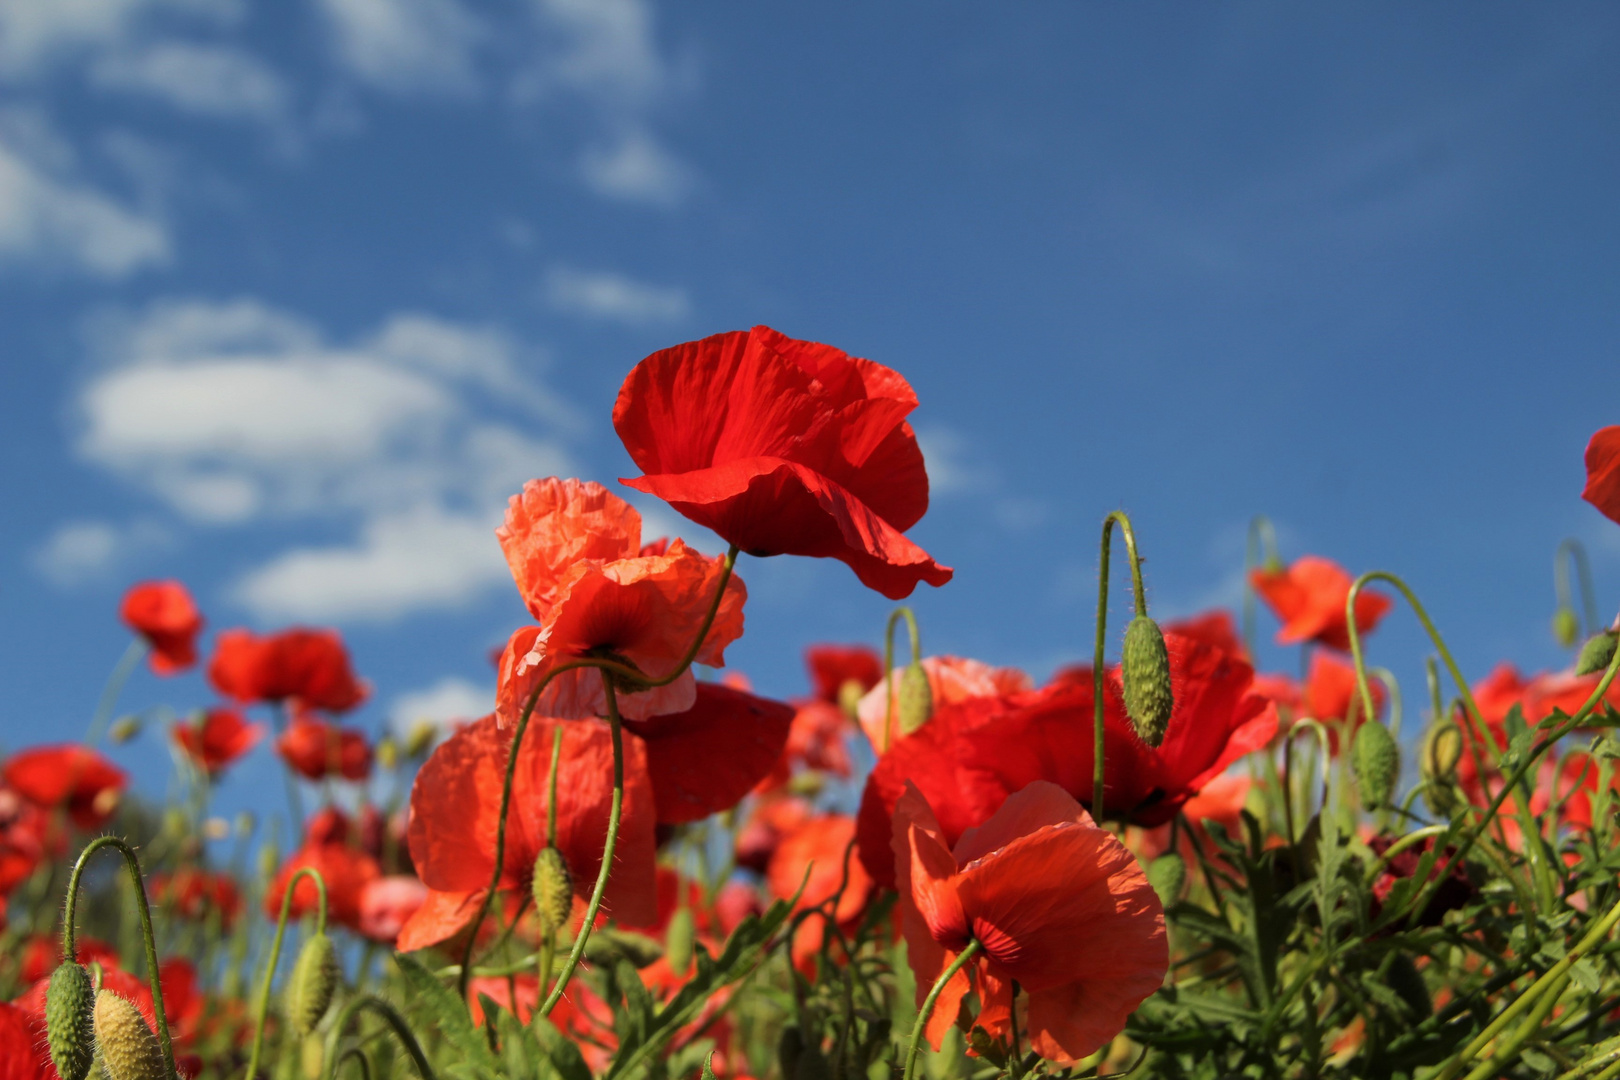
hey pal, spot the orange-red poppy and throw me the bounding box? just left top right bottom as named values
left=0, top=787, right=44, bottom=896
left=264, top=833, right=381, bottom=932
left=735, top=793, right=814, bottom=873
left=1583, top=426, right=1620, bottom=525
left=805, top=644, right=884, bottom=704
left=494, top=478, right=747, bottom=724
left=894, top=780, right=1166, bottom=1065
left=1249, top=556, right=1392, bottom=652
left=398, top=713, right=658, bottom=951
left=613, top=326, right=953, bottom=600
left=2, top=745, right=127, bottom=832
left=1251, top=652, right=1385, bottom=743
left=172, top=707, right=264, bottom=776
left=358, top=875, right=428, bottom=944
left=208, top=627, right=368, bottom=713
left=765, top=814, right=873, bottom=971
left=857, top=632, right=1277, bottom=887
left=856, top=655, right=1032, bottom=750
left=150, top=867, right=243, bottom=929
left=1163, top=610, right=1248, bottom=661
left=276, top=714, right=371, bottom=781
left=0, top=1000, right=47, bottom=1080
left=119, top=580, right=204, bottom=675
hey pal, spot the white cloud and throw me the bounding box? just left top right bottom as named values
left=0, top=0, right=241, bottom=74
left=914, top=426, right=996, bottom=496
left=579, top=128, right=693, bottom=206
left=0, top=128, right=169, bottom=276
left=389, top=675, right=491, bottom=736
left=232, top=504, right=509, bottom=622
left=91, top=42, right=287, bottom=121
left=524, top=0, right=667, bottom=106
left=315, top=0, right=483, bottom=94
left=545, top=264, right=688, bottom=323
left=32, top=518, right=170, bottom=584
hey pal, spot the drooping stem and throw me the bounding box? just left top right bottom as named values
left=539, top=672, right=626, bottom=1018
left=457, top=544, right=740, bottom=1002
left=903, top=940, right=983, bottom=1080
left=1093, top=511, right=1148, bottom=820
left=1242, top=516, right=1279, bottom=657
left=1556, top=538, right=1601, bottom=639
left=881, top=607, right=923, bottom=752
left=321, top=996, right=436, bottom=1080
left=245, top=867, right=328, bottom=1080
left=63, top=836, right=179, bottom=1080
left=539, top=724, right=564, bottom=995
left=85, top=639, right=148, bottom=746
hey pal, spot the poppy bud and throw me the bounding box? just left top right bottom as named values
left=1553, top=607, right=1581, bottom=649
left=1122, top=616, right=1174, bottom=747
left=45, top=962, right=95, bottom=1080
left=1577, top=631, right=1619, bottom=677
left=285, top=932, right=338, bottom=1036
left=532, top=846, right=574, bottom=935
left=93, top=990, right=165, bottom=1080
left=665, top=906, right=695, bottom=977
left=109, top=716, right=143, bottom=744
left=1353, top=721, right=1401, bottom=811
left=1146, top=853, right=1185, bottom=907
left=1420, top=722, right=1462, bottom=816
left=404, top=720, right=437, bottom=759
left=301, top=1032, right=325, bottom=1080
left=897, top=662, right=932, bottom=736
left=375, top=736, right=399, bottom=772
left=836, top=679, right=865, bottom=721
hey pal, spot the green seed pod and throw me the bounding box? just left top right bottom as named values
left=897, top=663, right=933, bottom=736
left=1146, top=853, right=1185, bottom=908
left=1420, top=721, right=1462, bottom=816
left=532, top=845, right=574, bottom=935
left=45, top=962, right=95, bottom=1080
left=1353, top=721, right=1401, bottom=811
left=1577, top=631, right=1619, bottom=677
left=1553, top=608, right=1581, bottom=649
left=665, top=906, right=695, bottom=977
left=836, top=678, right=865, bottom=721
left=92, top=990, right=164, bottom=1080
left=108, top=716, right=143, bottom=744
left=285, top=932, right=339, bottom=1036
left=1122, top=615, right=1174, bottom=747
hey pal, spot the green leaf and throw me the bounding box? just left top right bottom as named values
left=394, top=952, right=499, bottom=1073
left=533, top=1016, right=593, bottom=1080
left=1571, top=957, right=1603, bottom=994
left=494, top=1005, right=542, bottom=1080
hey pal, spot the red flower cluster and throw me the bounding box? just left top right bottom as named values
left=209, top=627, right=368, bottom=713
left=120, top=580, right=204, bottom=675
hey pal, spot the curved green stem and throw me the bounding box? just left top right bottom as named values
left=456, top=544, right=739, bottom=1003
left=1242, top=516, right=1279, bottom=656
left=903, top=940, right=982, bottom=1080
left=85, top=638, right=148, bottom=746
left=881, top=607, right=923, bottom=752
left=336, top=1048, right=373, bottom=1080
left=1094, top=511, right=1148, bottom=819
left=63, top=836, right=178, bottom=1080
left=539, top=672, right=625, bottom=1018
left=1370, top=666, right=1402, bottom=740
left=321, top=996, right=436, bottom=1080
left=1557, top=538, right=1601, bottom=639
left=245, top=867, right=329, bottom=1080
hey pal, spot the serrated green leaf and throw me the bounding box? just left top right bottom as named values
left=394, top=952, right=499, bottom=1072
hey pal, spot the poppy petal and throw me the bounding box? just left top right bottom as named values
left=1583, top=426, right=1620, bottom=526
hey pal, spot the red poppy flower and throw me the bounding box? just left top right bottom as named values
left=276, top=714, right=371, bottom=781
left=806, top=644, right=884, bottom=704
left=264, top=836, right=381, bottom=932
left=766, top=814, right=873, bottom=971
left=857, top=632, right=1277, bottom=887
left=0, top=999, right=50, bottom=1080
left=2, top=745, right=127, bottom=832
left=1163, top=610, right=1248, bottom=661
left=735, top=793, right=814, bottom=873
left=120, top=580, right=204, bottom=675
left=856, top=655, right=1033, bottom=751
left=0, top=788, right=44, bottom=896
left=172, top=707, right=263, bottom=776
left=1366, top=835, right=1476, bottom=928
left=359, top=875, right=429, bottom=944
left=208, top=627, right=368, bottom=713
left=613, top=326, right=953, bottom=600
left=494, top=478, right=747, bottom=723
left=1583, top=426, right=1620, bottom=525
left=1249, top=556, right=1392, bottom=651
left=1251, top=653, right=1385, bottom=740
left=17, top=935, right=118, bottom=985
left=894, top=780, right=1166, bottom=1064
left=398, top=713, right=658, bottom=951
left=150, top=868, right=243, bottom=929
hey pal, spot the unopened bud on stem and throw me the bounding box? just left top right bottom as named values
left=45, top=962, right=95, bottom=1080
left=836, top=679, right=865, bottom=721
left=665, top=906, right=695, bottom=976
left=1553, top=607, right=1581, bottom=649
left=1577, top=631, right=1619, bottom=677
left=897, top=663, right=932, bottom=737
left=93, top=990, right=165, bottom=1080
left=532, top=846, right=574, bottom=936
left=1353, top=721, right=1401, bottom=811
left=285, top=932, right=338, bottom=1036
left=1122, top=616, right=1174, bottom=747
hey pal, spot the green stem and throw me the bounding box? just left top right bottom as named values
left=1557, top=538, right=1601, bottom=639
left=62, top=836, right=179, bottom=1080
left=903, top=940, right=983, bottom=1080
left=881, top=607, right=922, bottom=752
left=245, top=867, right=329, bottom=1080
left=1242, top=516, right=1279, bottom=658
left=1094, top=511, right=1148, bottom=820
left=85, top=639, right=148, bottom=746
left=321, top=996, right=436, bottom=1080
left=546, top=725, right=564, bottom=848
left=539, top=672, right=625, bottom=1018
left=336, top=1049, right=373, bottom=1080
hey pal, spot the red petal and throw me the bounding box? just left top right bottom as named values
left=1584, top=426, right=1620, bottom=526
left=622, top=682, right=793, bottom=823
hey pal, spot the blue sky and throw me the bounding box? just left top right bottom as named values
left=2, top=3, right=1618, bottom=819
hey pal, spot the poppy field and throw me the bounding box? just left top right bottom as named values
left=8, top=326, right=1620, bottom=1080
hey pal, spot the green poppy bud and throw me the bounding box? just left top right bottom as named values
left=1577, top=631, right=1619, bottom=677
left=45, top=963, right=95, bottom=1080
left=108, top=716, right=143, bottom=744
left=93, top=991, right=165, bottom=1080
left=532, top=845, right=574, bottom=936
left=404, top=720, right=437, bottom=759
left=1146, top=853, right=1185, bottom=908
left=1420, top=721, right=1462, bottom=816
left=301, top=1032, right=326, bottom=1080
left=665, top=906, right=695, bottom=977
left=1122, top=615, right=1174, bottom=747
left=375, top=736, right=399, bottom=772
left=1353, top=721, right=1401, bottom=811
left=285, top=932, right=339, bottom=1036
left=1553, top=607, right=1581, bottom=649
left=897, top=662, right=933, bottom=736
left=836, top=678, right=865, bottom=721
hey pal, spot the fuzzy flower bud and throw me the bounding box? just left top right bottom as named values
left=1353, top=721, right=1401, bottom=811
left=404, top=720, right=437, bottom=759
left=665, top=906, right=695, bottom=977
left=45, top=962, right=95, bottom=1080
left=1577, top=631, right=1619, bottom=677
left=1420, top=721, right=1463, bottom=816
left=93, top=990, right=165, bottom=1080
left=1122, top=615, right=1174, bottom=747
left=897, top=662, right=933, bottom=736
left=532, top=846, right=574, bottom=935
left=1553, top=607, right=1581, bottom=649
left=836, top=679, right=865, bottom=721
left=285, top=932, right=338, bottom=1036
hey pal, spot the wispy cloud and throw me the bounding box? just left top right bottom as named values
left=545, top=264, right=688, bottom=323
left=579, top=128, right=694, bottom=206
left=389, top=675, right=491, bottom=737
left=32, top=518, right=172, bottom=585
left=91, top=41, right=288, bottom=122
left=314, top=0, right=484, bottom=96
